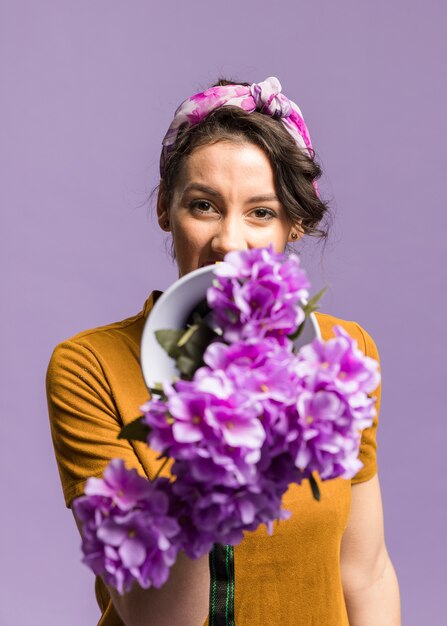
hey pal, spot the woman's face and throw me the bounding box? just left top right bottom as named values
left=157, top=141, right=300, bottom=277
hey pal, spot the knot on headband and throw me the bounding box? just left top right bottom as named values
left=160, top=76, right=318, bottom=196
left=250, top=77, right=292, bottom=118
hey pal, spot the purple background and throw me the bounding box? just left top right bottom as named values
left=1, top=1, right=445, bottom=623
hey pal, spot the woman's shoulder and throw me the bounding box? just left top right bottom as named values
left=314, top=311, right=379, bottom=359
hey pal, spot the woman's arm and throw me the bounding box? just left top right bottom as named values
left=104, top=549, right=209, bottom=626
left=340, top=475, right=401, bottom=625
left=49, top=334, right=210, bottom=626
left=73, top=511, right=210, bottom=626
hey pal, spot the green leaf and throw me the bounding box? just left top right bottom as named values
left=179, top=322, right=218, bottom=375
left=302, top=287, right=328, bottom=317
left=187, top=321, right=217, bottom=348
left=288, top=287, right=329, bottom=342
left=155, top=329, right=184, bottom=358
left=308, top=473, right=321, bottom=501
left=183, top=338, right=205, bottom=361
left=176, top=355, right=198, bottom=379
left=156, top=320, right=219, bottom=381
left=118, top=416, right=151, bottom=443
left=288, top=320, right=305, bottom=341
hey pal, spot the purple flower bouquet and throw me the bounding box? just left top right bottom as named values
left=73, top=246, right=380, bottom=594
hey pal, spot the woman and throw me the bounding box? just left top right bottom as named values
left=46, top=77, right=401, bottom=625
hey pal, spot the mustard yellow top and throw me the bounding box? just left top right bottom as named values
left=46, top=292, right=381, bottom=626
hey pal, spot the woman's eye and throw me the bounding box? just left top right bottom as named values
left=253, top=208, right=276, bottom=220
left=190, top=200, right=214, bottom=213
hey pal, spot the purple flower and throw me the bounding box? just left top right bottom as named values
left=296, top=325, right=380, bottom=396
left=207, top=246, right=309, bottom=343
left=171, top=479, right=290, bottom=559
left=73, top=460, right=180, bottom=594
left=202, top=339, right=306, bottom=470
left=287, top=326, right=380, bottom=479
left=142, top=373, right=266, bottom=488
left=83, top=457, right=154, bottom=511
left=203, top=338, right=299, bottom=405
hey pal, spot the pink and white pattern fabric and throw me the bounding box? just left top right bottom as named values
left=160, top=77, right=316, bottom=183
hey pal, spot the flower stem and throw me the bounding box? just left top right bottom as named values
left=154, top=457, right=169, bottom=479
left=308, top=473, right=321, bottom=501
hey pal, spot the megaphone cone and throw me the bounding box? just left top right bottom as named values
left=140, top=264, right=321, bottom=391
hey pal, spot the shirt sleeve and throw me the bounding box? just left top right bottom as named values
left=350, top=324, right=382, bottom=485
left=46, top=339, right=148, bottom=508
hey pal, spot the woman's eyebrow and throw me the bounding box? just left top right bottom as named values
left=182, top=184, right=279, bottom=204
left=183, top=183, right=224, bottom=199
left=246, top=193, right=279, bottom=203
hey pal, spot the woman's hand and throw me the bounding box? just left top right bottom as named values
left=340, top=475, right=401, bottom=625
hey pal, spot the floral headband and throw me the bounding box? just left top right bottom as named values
left=160, top=76, right=318, bottom=195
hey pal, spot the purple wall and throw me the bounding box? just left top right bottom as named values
left=1, top=1, right=445, bottom=623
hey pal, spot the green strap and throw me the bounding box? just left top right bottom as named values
left=209, top=544, right=235, bottom=626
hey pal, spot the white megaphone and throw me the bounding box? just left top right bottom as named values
left=140, top=263, right=321, bottom=391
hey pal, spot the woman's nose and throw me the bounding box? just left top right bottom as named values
left=210, top=217, right=247, bottom=255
